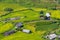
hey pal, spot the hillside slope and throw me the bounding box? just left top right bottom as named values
left=0, top=0, right=60, bottom=8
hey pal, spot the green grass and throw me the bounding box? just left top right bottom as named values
left=0, top=2, right=60, bottom=40
left=36, top=22, right=58, bottom=31
left=0, top=23, right=13, bottom=33
left=1, top=10, right=39, bottom=23
left=1, top=32, right=45, bottom=40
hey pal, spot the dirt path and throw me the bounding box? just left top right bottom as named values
left=25, top=20, right=58, bottom=24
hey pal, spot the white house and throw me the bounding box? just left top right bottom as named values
left=48, top=33, right=57, bottom=40
left=22, top=29, right=31, bottom=33
left=46, top=12, right=50, bottom=17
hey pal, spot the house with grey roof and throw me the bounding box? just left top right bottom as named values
left=4, top=30, right=16, bottom=36
left=15, top=22, right=23, bottom=30
left=45, top=33, right=57, bottom=40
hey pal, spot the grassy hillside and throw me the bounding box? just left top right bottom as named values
left=0, top=0, right=57, bottom=8
left=0, top=2, right=60, bottom=40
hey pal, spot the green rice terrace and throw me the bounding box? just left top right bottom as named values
left=0, top=1, right=60, bottom=40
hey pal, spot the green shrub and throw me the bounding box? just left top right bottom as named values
left=4, top=8, right=14, bottom=13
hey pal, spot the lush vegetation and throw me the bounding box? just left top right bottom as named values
left=36, top=22, right=58, bottom=31
left=0, top=1, right=60, bottom=40
left=0, top=0, right=58, bottom=9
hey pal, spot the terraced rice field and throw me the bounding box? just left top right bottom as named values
left=0, top=3, right=60, bottom=40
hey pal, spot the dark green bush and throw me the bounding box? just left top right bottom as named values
left=4, top=8, right=14, bottom=12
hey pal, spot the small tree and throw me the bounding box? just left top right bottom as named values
left=40, top=10, right=44, bottom=16
left=4, top=8, right=14, bottom=13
